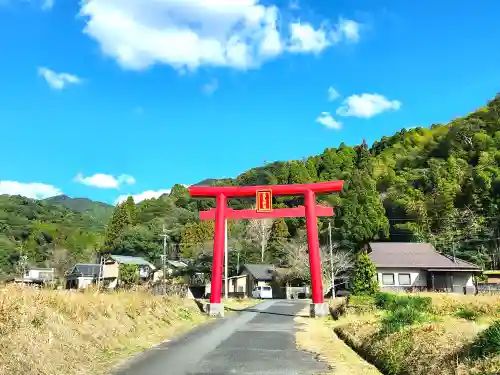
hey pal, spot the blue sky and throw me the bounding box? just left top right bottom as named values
left=0, top=0, right=499, bottom=205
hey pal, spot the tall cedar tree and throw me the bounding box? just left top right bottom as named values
left=350, top=252, right=379, bottom=295
left=268, top=218, right=290, bottom=265
left=335, top=168, right=389, bottom=250
left=125, top=196, right=137, bottom=225
left=104, top=203, right=131, bottom=250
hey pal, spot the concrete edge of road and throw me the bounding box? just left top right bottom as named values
left=112, top=299, right=271, bottom=375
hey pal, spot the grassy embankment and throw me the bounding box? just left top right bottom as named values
left=0, top=285, right=255, bottom=375
left=295, top=301, right=382, bottom=375
left=334, top=292, right=500, bottom=375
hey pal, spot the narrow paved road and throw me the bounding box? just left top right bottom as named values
left=114, top=300, right=330, bottom=375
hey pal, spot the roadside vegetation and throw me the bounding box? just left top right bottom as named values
left=295, top=302, right=382, bottom=375
left=333, top=292, right=500, bottom=375
left=0, top=285, right=209, bottom=375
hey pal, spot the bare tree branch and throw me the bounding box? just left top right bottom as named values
left=247, top=218, right=274, bottom=262
left=280, top=239, right=353, bottom=294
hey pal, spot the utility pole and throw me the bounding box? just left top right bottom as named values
left=161, top=225, right=168, bottom=292
left=97, top=255, right=104, bottom=291
left=224, top=219, right=228, bottom=300
left=328, top=221, right=335, bottom=299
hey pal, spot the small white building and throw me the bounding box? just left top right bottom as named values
left=65, top=264, right=102, bottom=289
left=368, top=242, right=481, bottom=294
left=13, top=267, right=55, bottom=286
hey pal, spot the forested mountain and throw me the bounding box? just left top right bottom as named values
left=44, top=195, right=114, bottom=224
left=1, top=94, right=500, bottom=278
left=0, top=195, right=106, bottom=277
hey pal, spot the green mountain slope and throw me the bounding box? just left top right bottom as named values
left=0, top=195, right=106, bottom=276
left=44, top=195, right=114, bottom=224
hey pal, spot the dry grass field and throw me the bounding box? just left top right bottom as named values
left=334, top=292, right=500, bottom=375
left=0, top=285, right=209, bottom=375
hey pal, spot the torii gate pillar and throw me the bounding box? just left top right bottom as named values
left=189, top=180, right=344, bottom=318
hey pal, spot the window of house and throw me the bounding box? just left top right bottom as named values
left=382, top=273, right=395, bottom=285
left=398, top=273, right=411, bottom=285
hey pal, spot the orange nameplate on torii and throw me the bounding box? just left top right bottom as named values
left=256, top=190, right=273, bottom=212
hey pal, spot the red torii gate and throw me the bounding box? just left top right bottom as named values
left=188, top=180, right=344, bottom=317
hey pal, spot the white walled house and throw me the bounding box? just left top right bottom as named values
left=13, top=267, right=55, bottom=286
left=65, top=264, right=102, bottom=289
left=368, top=242, right=481, bottom=294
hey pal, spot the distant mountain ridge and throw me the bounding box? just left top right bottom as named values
left=44, top=195, right=114, bottom=224
left=193, top=178, right=235, bottom=186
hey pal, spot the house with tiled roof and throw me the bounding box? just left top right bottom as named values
left=65, top=263, right=103, bottom=289
left=368, top=242, right=481, bottom=294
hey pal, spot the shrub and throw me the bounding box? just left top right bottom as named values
left=348, top=295, right=377, bottom=314
left=375, top=292, right=432, bottom=313
left=455, top=307, right=481, bottom=321
left=350, top=253, right=379, bottom=296
left=468, top=320, right=500, bottom=359
left=374, top=292, right=397, bottom=309
left=380, top=306, right=427, bottom=334
left=119, top=264, right=139, bottom=286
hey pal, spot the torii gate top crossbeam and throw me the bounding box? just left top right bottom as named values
left=188, top=180, right=344, bottom=198
left=199, top=205, right=334, bottom=220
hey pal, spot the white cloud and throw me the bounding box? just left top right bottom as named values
left=79, top=0, right=361, bottom=71
left=74, top=173, right=136, bottom=189
left=288, top=22, right=329, bottom=54
left=42, top=0, right=54, bottom=11
left=328, top=86, right=340, bottom=101
left=287, top=17, right=361, bottom=54
left=0, top=180, right=62, bottom=199
left=38, top=67, right=82, bottom=90
left=336, top=93, right=402, bottom=119
left=316, top=112, right=341, bottom=130
left=336, top=17, right=360, bottom=43
left=115, top=189, right=171, bottom=205
left=202, top=79, right=219, bottom=95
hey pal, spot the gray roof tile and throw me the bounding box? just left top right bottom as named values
left=242, top=264, right=275, bottom=280
left=68, top=264, right=102, bottom=277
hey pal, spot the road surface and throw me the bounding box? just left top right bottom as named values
left=114, top=300, right=330, bottom=375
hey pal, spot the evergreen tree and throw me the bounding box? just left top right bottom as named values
left=125, top=196, right=137, bottom=225
left=305, top=158, right=318, bottom=181
left=288, top=160, right=312, bottom=184
left=179, top=220, right=215, bottom=258
left=268, top=218, right=290, bottom=265
left=103, top=203, right=131, bottom=250
left=350, top=252, right=379, bottom=296
left=335, top=169, right=389, bottom=250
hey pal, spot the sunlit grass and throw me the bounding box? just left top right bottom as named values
left=0, top=284, right=208, bottom=375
